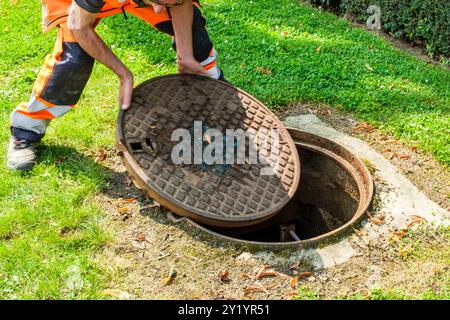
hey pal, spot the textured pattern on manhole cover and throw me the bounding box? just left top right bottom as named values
left=117, top=74, right=300, bottom=227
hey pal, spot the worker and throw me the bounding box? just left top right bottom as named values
left=7, top=0, right=225, bottom=171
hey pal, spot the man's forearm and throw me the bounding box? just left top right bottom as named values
left=169, top=1, right=194, bottom=59
left=72, top=27, right=131, bottom=79
left=67, top=2, right=133, bottom=109
left=68, top=3, right=130, bottom=79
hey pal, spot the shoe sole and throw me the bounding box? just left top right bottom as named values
left=7, top=161, right=35, bottom=171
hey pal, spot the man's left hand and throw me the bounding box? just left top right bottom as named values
left=177, top=55, right=210, bottom=76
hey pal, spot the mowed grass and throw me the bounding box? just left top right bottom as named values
left=0, top=0, right=448, bottom=299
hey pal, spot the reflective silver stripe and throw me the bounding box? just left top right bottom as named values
left=26, top=93, right=49, bottom=113
left=206, top=63, right=220, bottom=80
left=23, top=92, right=72, bottom=118
left=10, top=111, right=50, bottom=135
left=200, top=48, right=218, bottom=67
left=47, top=105, right=73, bottom=118
left=200, top=48, right=220, bottom=80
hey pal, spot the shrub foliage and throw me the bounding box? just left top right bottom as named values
left=306, top=0, right=450, bottom=58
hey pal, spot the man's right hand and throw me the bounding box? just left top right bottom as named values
left=119, top=70, right=134, bottom=110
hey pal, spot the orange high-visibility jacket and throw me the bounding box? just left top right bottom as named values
left=42, top=0, right=165, bottom=32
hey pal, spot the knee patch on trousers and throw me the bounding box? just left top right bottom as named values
left=39, top=42, right=95, bottom=106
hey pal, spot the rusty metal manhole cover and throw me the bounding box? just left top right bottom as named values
left=117, top=74, right=300, bottom=228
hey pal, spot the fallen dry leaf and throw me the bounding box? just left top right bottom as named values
left=286, top=291, right=297, bottom=297
left=352, top=122, right=375, bottom=134
left=260, top=270, right=278, bottom=277
left=254, top=265, right=274, bottom=280
left=218, top=270, right=230, bottom=283
left=290, top=272, right=314, bottom=288
left=369, top=212, right=385, bottom=226
left=254, top=265, right=267, bottom=280
left=121, top=198, right=137, bottom=203
left=243, top=282, right=268, bottom=295
left=353, top=228, right=369, bottom=245
left=256, top=66, right=272, bottom=75
left=391, top=229, right=408, bottom=239
left=407, top=215, right=426, bottom=228
left=399, top=154, right=411, bottom=160
left=116, top=207, right=129, bottom=214
left=388, top=228, right=405, bottom=241
left=242, top=273, right=252, bottom=279
left=289, top=260, right=302, bottom=270
left=132, top=234, right=152, bottom=243
left=162, top=267, right=177, bottom=286
left=265, top=281, right=281, bottom=290
left=95, top=149, right=107, bottom=162
left=315, top=46, right=322, bottom=52
left=102, top=289, right=131, bottom=300
left=354, top=228, right=368, bottom=238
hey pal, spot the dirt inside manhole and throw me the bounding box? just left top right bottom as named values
left=169, top=129, right=374, bottom=248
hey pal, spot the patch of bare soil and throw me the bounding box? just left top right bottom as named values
left=95, top=105, right=448, bottom=300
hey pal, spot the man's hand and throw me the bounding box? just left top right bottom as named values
left=119, top=71, right=134, bottom=111
left=146, top=1, right=209, bottom=76
left=68, top=2, right=134, bottom=110
left=177, top=55, right=209, bottom=76
left=169, top=1, right=210, bottom=77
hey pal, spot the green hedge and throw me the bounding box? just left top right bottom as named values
left=305, top=0, right=450, bottom=59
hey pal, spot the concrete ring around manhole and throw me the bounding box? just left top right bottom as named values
left=167, top=129, right=374, bottom=249
left=116, top=74, right=301, bottom=228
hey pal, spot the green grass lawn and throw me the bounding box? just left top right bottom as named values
left=0, top=0, right=449, bottom=299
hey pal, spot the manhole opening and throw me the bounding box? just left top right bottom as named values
left=194, top=144, right=362, bottom=243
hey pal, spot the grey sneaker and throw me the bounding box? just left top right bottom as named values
left=7, top=138, right=39, bottom=171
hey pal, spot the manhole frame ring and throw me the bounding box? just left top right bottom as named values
left=166, top=128, right=375, bottom=248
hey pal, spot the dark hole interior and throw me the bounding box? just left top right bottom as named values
left=145, top=138, right=152, bottom=149
left=199, top=145, right=360, bottom=243
left=130, top=142, right=143, bottom=151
